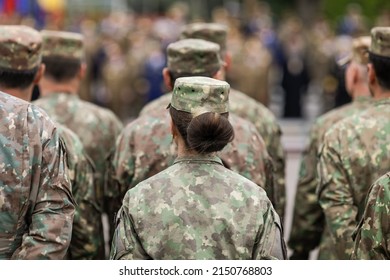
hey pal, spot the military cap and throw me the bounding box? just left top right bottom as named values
left=170, top=76, right=229, bottom=116
left=0, top=25, right=42, bottom=71
left=41, top=30, right=84, bottom=60
left=370, top=27, right=390, bottom=58
left=167, top=39, right=222, bottom=76
left=180, top=23, right=228, bottom=53
left=338, top=36, right=371, bottom=66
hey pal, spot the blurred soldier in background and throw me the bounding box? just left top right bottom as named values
left=33, top=30, right=124, bottom=259
left=110, top=76, right=286, bottom=260
left=227, top=35, right=272, bottom=106
left=109, top=38, right=276, bottom=239
left=0, top=25, right=75, bottom=259
left=141, top=22, right=286, bottom=221
left=352, top=171, right=390, bottom=260
left=318, top=27, right=390, bottom=259
left=289, top=36, right=372, bottom=259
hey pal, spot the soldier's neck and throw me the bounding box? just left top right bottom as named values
left=176, top=136, right=198, bottom=158
left=39, top=77, right=79, bottom=97
left=351, top=84, right=370, bottom=99
left=0, top=86, right=32, bottom=102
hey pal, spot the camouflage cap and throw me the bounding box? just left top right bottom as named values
left=369, top=27, right=390, bottom=58
left=171, top=76, right=230, bottom=115
left=180, top=23, right=228, bottom=53
left=338, top=36, right=371, bottom=66
left=41, top=30, right=84, bottom=60
left=167, top=39, right=222, bottom=76
left=0, top=25, right=42, bottom=71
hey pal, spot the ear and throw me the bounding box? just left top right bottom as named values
left=367, top=63, right=376, bottom=87
left=170, top=117, right=176, bottom=139
left=78, top=62, right=87, bottom=79
left=223, top=52, right=232, bottom=71
left=33, top=64, right=46, bottom=85
left=212, top=69, right=224, bottom=81
left=345, top=63, right=357, bottom=94
left=162, top=68, right=173, bottom=90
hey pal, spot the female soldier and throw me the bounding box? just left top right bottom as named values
left=110, top=77, right=286, bottom=260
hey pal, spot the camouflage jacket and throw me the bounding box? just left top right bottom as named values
left=352, top=172, right=390, bottom=260
left=57, top=125, right=104, bottom=259
left=0, top=92, right=75, bottom=259
left=109, top=110, right=279, bottom=223
left=289, top=96, right=371, bottom=258
left=33, top=92, right=123, bottom=210
left=110, top=154, right=286, bottom=260
left=318, top=98, right=390, bottom=259
left=140, top=89, right=286, bottom=218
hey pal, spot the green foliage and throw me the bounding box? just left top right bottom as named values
left=323, top=0, right=390, bottom=27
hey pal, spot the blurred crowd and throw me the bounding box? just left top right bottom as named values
left=1, top=1, right=390, bottom=123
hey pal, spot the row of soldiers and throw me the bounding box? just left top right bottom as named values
left=0, top=20, right=388, bottom=259
left=290, top=29, right=390, bottom=259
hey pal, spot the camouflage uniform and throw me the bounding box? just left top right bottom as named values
left=318, top=27, right=390, bottom=259
left=289, top=36, right=372, bottom=259
left=110, top=77, right=286, bottom=260
left=318, top=99, right=390, bottom=259
left=0, top=92, right=75, bottom=259
left=57, top=124, right=103, bottom=259
left=142, top=23, right=286, bottom=219
left=0, top=25, right=75, bottom=260
left=290, top=96, right=371, bottom=259
left=33, top=31, right=124, bottom=231
left=351, top=172, right=390, bottom=260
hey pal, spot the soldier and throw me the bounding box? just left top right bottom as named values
left=33, top=30, right=124, bottom=257
left=289, top=36, right=372, bottom=259
left=318, top=27, right=390, bottom=259
left=141, top=22, right=286, bottom=220
left=110, top=77, right=286, bottom=260
left=0, top=25, right=75, bottom=259
left=352, top=171, right=390, bottom=260
left=0, top=25, right=102, bottom=259
left=110, top=39, right=276, bottom=237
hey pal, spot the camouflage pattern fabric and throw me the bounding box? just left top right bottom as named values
left=180, top=23, right=228, bottom=53
left=318, top=98, right=390, bottom=259
left=289, top=96, right=371, bottom=259
left=110, top=154, right=286, bottom=260
left=370, top=27, right=390, bottom=57
left=33, top=93, right=123, bottom=215
left=57, top=124, right=104, bottom=259
left=352, top=172, right=390, bottom=260
left=109, top=111, right=276, bottom=234
left=41, top=30, right=84, bottom=60
left=0, top=91, right=75, bottom=259
left=171, top=76, right=229, bottom=115
left=167, top=39, right=221, bottom=76
left=140, top=90, right=286, bottom=219
left=0, top=25, right=42, bottom=70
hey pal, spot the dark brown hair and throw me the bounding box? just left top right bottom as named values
left=369, top=52, right=390, bottom=90
left=0, top=66, right=38, bottom=89
left=43, top=56, right=81, bottom=82
left=169, top=106, right=234, bottom=154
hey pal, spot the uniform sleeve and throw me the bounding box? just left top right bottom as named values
left=69, top=153, right=103, bottom=260
left=109, top=200, right=151, bottom=260
left=12, top=130, right=75, bottom=259
left=317, top=129, right=357, bottom=259
left=352, top=175, right=390, bottom=260
left=267, top=124, right=286, bottom=222
left=253, top=203, right=287, bottom=260
left=289, top=125, right=324, bottom=259
left=106, top=131, right=136, bottom=242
